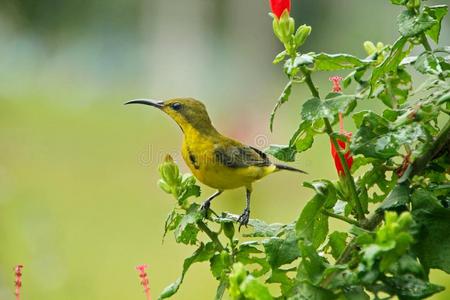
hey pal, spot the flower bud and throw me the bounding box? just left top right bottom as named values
left=270, top=0, right=291, bottom=19
left=294, top=25, right=312, bottom=48
left=363, top=41, right=377, bottom=56
left=158, top=154, right=180, bottom=187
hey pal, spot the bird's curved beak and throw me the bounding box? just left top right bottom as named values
left=124, top=99, right=164, bottom=109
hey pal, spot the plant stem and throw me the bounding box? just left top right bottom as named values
left=420, top=33, right=432, bottom=51
left=197, top=221, right=224, bottom=251
left=321, top=209, right=360, bottom=226
left=300, top=67, right=366, bottom=222
left=321, top=118, right=450, bottom=288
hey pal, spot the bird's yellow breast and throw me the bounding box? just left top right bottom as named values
left=181, top=133, right=275, bottom=190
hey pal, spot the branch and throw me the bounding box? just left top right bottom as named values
left=197, top=220, right=224, bottom=251
left=321, top=209, right=360, bottom=226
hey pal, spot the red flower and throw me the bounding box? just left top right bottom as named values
left=14, top=265, right=24, bottom=300
left=136, top=264, right=151, bottom=300
left=329, top=76, right=343, bottom=93
left=331, top=124, right=353, bottom=176
left=270, top=0, right=291, bottom=19
left=329, top=76, right=353, bottom=176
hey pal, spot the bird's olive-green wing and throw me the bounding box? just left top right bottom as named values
left=213, top=143, right=271, bottom=168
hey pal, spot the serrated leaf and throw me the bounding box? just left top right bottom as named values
left=377, top=183, right=410, bottom=212
left=384, top=274, right=444, bottom=298
left=265, top=144, right=296, bottom=162
left=296, top=181, right=336, bottom=248
left=370, top=37, right=408, bottom=92
left=159, top=242, right=217, bottom=299
left=301, top=94, right=356, bottom=125
left=263, top=229, right=300, bottom=268
left=424, top=5, right=448, bottom=43
left=312, top=53, right=368, bottom=71
left=290, top=120, right=315, bottom=154
left=297, top=241, right=329, bottom=285
left=397, top=9, right=437, bottom=38
left=351, top=111, right=428, bottom=159
left=415, top=52, right=443, bottom=75
left=327, top=231, right=348, bottom=260
left=412, top=189, right=450, bottom=274
left=284, top=54, right=314, bottom=75
left=174, top=203, right=202, bottom=245
left=210, top=251, right=231, bottom=279
left=286, top=281, right=335, bottom=300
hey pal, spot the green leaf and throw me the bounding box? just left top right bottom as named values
left=265, top=144, right=296, bottom=162
left=286, top=281, right=335, bottom=300
left=414, top=52, right=443, bottom=75
left=217, top=212, right=288, bottom=238
left=228, top=263, right=273, bottom=300
left=301, top=94, right=356, bottom=125
left=297, top=181, right=336, bottom=248
left=377, top=183, right=410, bottom=212
left=163, top=210, right=182, bottom=238
left=159, top=242, right=217, bottom=299
left=174, top=204, right=202, bottom=245
left=370, top=37, right=408, bottom=91
left=384, top=274, right=444, bottom=298
left=312, top=53, right=368, bottom=71
left=273, top=50, right=287, bottom=64
left=327, top=231, right=348, bottom=260
left=284, top=54, right=314, bottom=75
left=297, top=241, right=328, bottom=285
left=270, top=81, right=293, bottom=131
left=412, top=189, right=450, bottom=274
left=351, top=111, right=428, bottom=159
left=397, top=9, right=437, bottom=38
left=263, top=229, right=300, bottom=268
left=390, top=0, right=407, bottom=5
left=210, top=251, right=232, bottom=279
left=290, top=120, right=315, bottom=154
left=376, top=68, right=412, bottom=108
left=424, top=5, right=448, bottom=43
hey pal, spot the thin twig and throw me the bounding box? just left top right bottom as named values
left=321, top=209, right=360, bottom=226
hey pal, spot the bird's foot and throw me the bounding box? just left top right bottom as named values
left=200, top=200, right=211, bottom=216
left=237, top=208, right=250, bottom=231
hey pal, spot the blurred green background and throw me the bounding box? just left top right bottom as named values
left=0, top=0, right=448, bottom=299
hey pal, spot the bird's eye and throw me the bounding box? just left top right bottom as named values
left=170, top=102, right=182, bottom=111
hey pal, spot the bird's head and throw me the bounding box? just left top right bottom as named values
left=125, top=97, right=215, bottom=134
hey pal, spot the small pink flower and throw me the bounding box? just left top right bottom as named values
left=329, top=76, right=343, bottom=93
left=136, top=264, right=151, bottom=300
left=14, top=265, right=24, bottom=300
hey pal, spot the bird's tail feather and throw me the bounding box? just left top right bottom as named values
left=274, top=164, right=308, bottom=174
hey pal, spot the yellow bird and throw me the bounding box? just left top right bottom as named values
left=126, top=98, right=306, bottom=227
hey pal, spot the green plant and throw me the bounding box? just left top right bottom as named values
left=155, top=0, right=449, bottom=299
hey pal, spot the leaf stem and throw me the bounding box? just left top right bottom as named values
left=197, top=221, right=224, bottom=251
left=420, top=33, right=432, bottom=51
left=321, top=209, right=360, bottom=226
left=300, top=68, right=366, bottom=222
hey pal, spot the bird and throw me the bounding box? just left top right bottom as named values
left=125, top=98, right=306, bottom=228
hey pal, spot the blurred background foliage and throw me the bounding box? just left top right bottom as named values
left=0, top=0, right=448, bottom=299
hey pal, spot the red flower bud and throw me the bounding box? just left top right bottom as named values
left=270, top=0, right=291, bottom=19
left=331, top=129, right=353, bottom=176
left=136, top=264, right=151, bottom=300
left=328, top=76, right=353, bottom=176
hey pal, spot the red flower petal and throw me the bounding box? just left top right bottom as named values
left=270, top=0, right=291, bottom=19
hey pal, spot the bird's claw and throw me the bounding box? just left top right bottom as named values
left=237, top=209, right=250, bottom=231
